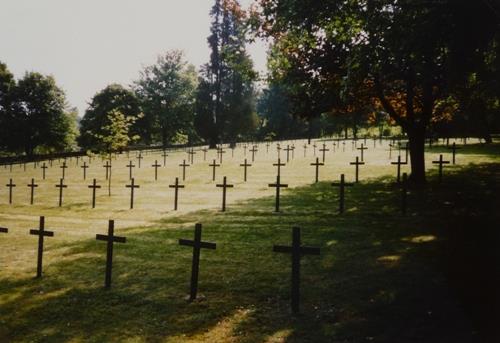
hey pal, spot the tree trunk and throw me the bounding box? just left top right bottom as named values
left=407, top=127, right=427, bottom=184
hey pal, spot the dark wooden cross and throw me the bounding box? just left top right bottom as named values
left=216, top=176, right=234, bottom=212
left=137, top=152, right=143, bottom=168
left=55, top=178, right=67, bottom=207
left=217, top=147, right=226, bottom=163
left=342, top=141, right=345, bottom=152
left=249, top=146, right=258, bottom=162
left=209, top=159, right=220, bottom=181
left=401, top=172, right=408, bottom=215
left=391, top=155, right=407, bottom=183
left=29, top=216, right=54, bottom=278
left=96, top=220, right=126, bottom=289
left=303, top=144, right=307, bottom=157
left=273, top=226, right=320, bottom=314
left=331, top=174, right=354, bottom=214
left=319, top=144, right=329, bottom=163
left=179, top=223, right=216, bottom=301
left=0, top=227, right=7, bottom=233
left=313, top=143, right=317, bottom=156
left=126, top=161, right=135, bottom=180
left=268, top=175, right=288, bottom=212
left=60, top=161, right=68, bottom=179
left=277, top=144, right=281, bottom=159
left=266, top=142, right=270, bottom=153
left=291, top=145, right=295, bottom=159
left=88, top=178, right=101, bottom=208
left=162, top=150, right=169, bottom=166
left=284, top=145, right=293, bottom=162
left=41, top=162, right=48, bottom=180
left=81, top=161, right=89, bottom=180
left=126, top=178, right=140, bottom=209
left=6, top=178, right=16, bottom=204
left=273, top=158, right=286, bottom=177
left=179, top=160, right=190, bottom=181
left=202, top=148, right=208, bottom=161
left=231, top=146, right=235, bottom=158
left=357, top=143, right=368, bottom=162
left=151, top=160, right=161, bottom=181
left=103, top=160, right=112, bottom=180
left=188, top=149, right=196, bottom=164
left=243, top=144, right=247, bottom=156
left=76, top=156, right=79, bottom=166
left=27, top=178, right=38, bottom=205
left=310, top=157, right=324, bottom=183
left=169, top=177, right=184, bottom=210
left=432, top=154, right=450, bottom=183
left=447, top=142, right=461, bottom=164
left=239, top=158, right=252, bottom=182
left=350, top=156, right=365, bottom=183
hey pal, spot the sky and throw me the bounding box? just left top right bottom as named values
left=0, top=0, right=268, bottom=116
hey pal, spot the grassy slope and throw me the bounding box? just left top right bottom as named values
left=0, top=141, right=498, bottom=342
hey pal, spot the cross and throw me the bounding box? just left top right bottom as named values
left=96, top=219, right=126, bottom=289
left=160, top=150, right=168, bottom=167
left=126, top=161, right=135, bottom=180
left=310, top=157, right=324, bottom=183
left=239, top=158, right=252, bottom=182
left=88, top=178, right=101, bottom=208
left=273, top=227, right=320, bottom=314
left=432, top=154, right=450, bottom=183
left=447, top=142, right=461, bottom=164
left=319, top=144, right=329, bottom=163
left=389, top=143, right=396, bottom=159
left=249, top=146, right=258, bottom=162
left=268, top=175, right=288, bottom=212
left=209, top=159, right=221, bottom=181
left=29, top=216, right=54, bottom=278
left=55, top=178, right=67, bottom=207
left=202, top=148, right=208, bottom=161
left=266, top=142, right=270, bottom=153
left=6, top=178, right=16, bottom=204
left=179, top=223, right=216, bottom=301
left=27, top=178, right=38, bottom=205
left=216, top=176, right=234, bottom=212
left=243, top=144, right=247, bottom=156
left=303, top=144, right=307, bottom=158
left=169, top=177, right=185, bottom=210
left=277, top=144, right=281, bottom=159
left=313, top=143, right=317, bottom=156
left=151, top=160, right=161, bottom=181
left=231, top=146, right=235, bottom=158
left=179, top=159, right=190, bottom=181
left=188, top=149, right=196, bottom=164
left=217, top=147, right=226, bottom=163
left=0, top=227, right=7, bottom=234
left=137, top=152, right=143, bottom=168
left=76, top=155, right=79, bottom=166
left=350, top=156, right=365, bottom=183
left=404, top=142, right=409, bottom=163
left=60, top=161, right=68, bottom=179
left=364, top=136, right=367, bottom=145
left=401, top=173, right=408, bottom=215
left=273, top=158, right=286, bottom=177
left=81, top=161, right=89, bottom=180
left=125, top=178, right=140, bottom=209
left=331, top=174, right=354, bottom=214
left=49, top=159, right=53, bottom=167
left=291, top=145, right=295, bottom=159
left=342, top=141, right=345, bottom=152
left=284, top=145, right=293, bottom=163
left=41, top=162, right=48, bottom=180
left=103, top=160, right=112, bottom=180
left=391, top=155, right=407, bottom=183
left=357, top=143, right=368, bottom=162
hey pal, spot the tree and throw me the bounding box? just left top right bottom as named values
left=253, top=0, right=499, bottom=183
left=134, top=50, right=198, bottom=148
left=195, top=0, right=258, bottom=148
left=0, top=62, right=16, bottom=152
left=2, top=71, right=77, bottom=155
left=79, top=84, right=144, bottom=151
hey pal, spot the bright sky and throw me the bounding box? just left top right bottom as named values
left=0, top=0, right=268, bottom=116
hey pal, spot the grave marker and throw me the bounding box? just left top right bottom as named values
left=391, top=155, right=407, bottom=183
left=319, top=144, right=329, bottom=163
left=126, top=161, right=135, bottom=180
left=29, top=216, right=54, bottom=278
left=239, top=159, right=252, bottom=182
left=137, top=152, right=143, bottom=168
left=401, top=173, right=408, bottom=215
left=357, top=143, right=368, bottom=162
left=88, top=178, right=101, bottom=208
left=188, top=149, right=196, bottom=164
left=447, top=142, right=461, bottom=164
left=273, top=158, right=286, bottom=177
left=331, top=174, right=354, bottom=213
left=55, top=178, right=67, bottom=207
left=273, top=227, right=320, bottom=314
left=310, top=158, right=324, bottom=183
left=41, top=163, right=48, bottom=180
left=6, top=178, right=16, bottom=204
left=209, top=159, right=220, bottom=181
left=217, top=147, right=226, bottom=163
left=169, top=177, right=184, bottom=210
left=60, top=161, right=68, bottom=179
left=179, top=160, right=190, bottom=181
left=250, top=146, right=258, bottom=162
left=268, top=175, right=288, bottom=212
left=216, top=176, right=234, bottom=212
left=103, top=160, right=112, bottom=180
left=432, top=154, right=450, bottom=183
left=0, top=227, right=7, bottom=233
left=162, top=150, right=169, bottom=166
left=96, top=220, right=126, bottom=289
left=27, top=178, right=38, bottom=205
left=350, top=156, right=365, bottom=183
left=179, top=223, right=216, bottom=301
left=125, top=178, right=140, bottom=209
left=81, top=162, right=89, bottom=180
left=284, top=145, right=293, bottom=163
left=151, top=160, right=161, bottom=181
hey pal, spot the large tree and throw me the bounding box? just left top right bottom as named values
left=79, top=84, right=144, bottom=151
left=134, top=50, right=198, bottom=147
left=195, top=0, right=258, bottom=148
left=253, top=0, right=499, bottom=183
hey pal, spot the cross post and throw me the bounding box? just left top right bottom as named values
left=310, top=157, right=324, bottom=183
left=331, top=174, right=354, bottom=213
left=357, top=143, right=368, bottom=162
left=239, top=159, right=252, bottom=182
left=268, top=175, right=288, bottom=212
left=126, top=161, right=135, bottom=180
left=151, top=160, right=161, bottom=181
left=88, top=178, right=101, bottom=208
left=41, top=163, right=48, bottom=180
left=216, top=176, right=234, bottom=211
left=125, top=178, right=140, bottom=209
left=27, top=178, right=38, bottom=205
left=179, top=160, right=190, bottom=181
left=432, top=154, right=450, bottom=183
left=209, top=159, right=220, bottom=181
left=29, top=216, right=54, bottom=278
left=350, top=156, right=365, bottom=183
left=55, top=178, right=67, bottom=207
left=96, top=220, right=126, bottom=289
left=169, top=177, right=185, bottom=210
left=6, top=178, right=16, bottom=204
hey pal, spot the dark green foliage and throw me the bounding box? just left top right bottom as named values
left=78, top=84, right=144, bottom=150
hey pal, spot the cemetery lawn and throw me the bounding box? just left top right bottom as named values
left=0, top=142, right=499, bottom=342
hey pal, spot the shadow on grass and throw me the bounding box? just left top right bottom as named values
left=425, top=142, right=500, bottom=157
left=0, top=163, right=498, bottom=342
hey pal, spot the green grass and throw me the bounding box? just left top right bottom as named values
left=0, top=140, right=499, bottom=342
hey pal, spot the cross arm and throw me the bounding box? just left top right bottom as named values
left=30, top=229, right=54, bottom=237
left=0, top=227, right=8, bottom=233
left=96, top=234, right=126, bottom=243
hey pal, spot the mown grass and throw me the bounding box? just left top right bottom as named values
left=0, top=140, right=498, bottom=342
